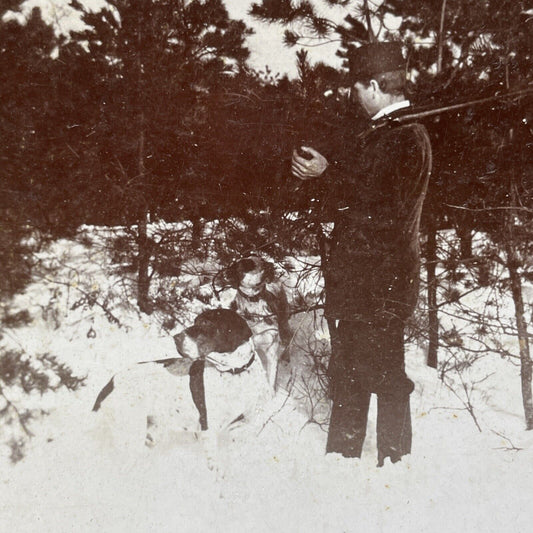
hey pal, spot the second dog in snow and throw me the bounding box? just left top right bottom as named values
left=226, top=256, right=291, bottom=391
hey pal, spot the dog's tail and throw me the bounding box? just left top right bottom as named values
left=92, top=377, right=115, bottom=412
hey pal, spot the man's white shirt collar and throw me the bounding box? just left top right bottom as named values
left=371, top=100, right=410, bottom=121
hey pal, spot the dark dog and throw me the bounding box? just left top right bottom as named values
left=92, top=309, right=270, bottom=467
left=226, top=257, right=291, bottom=390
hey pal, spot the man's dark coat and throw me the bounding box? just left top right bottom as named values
left=319, top=118, right=432, bottom=464
left=324, top=121, right=431, bottom=322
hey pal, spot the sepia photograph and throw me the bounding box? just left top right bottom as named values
left=1, top=0, right=532, bottom=531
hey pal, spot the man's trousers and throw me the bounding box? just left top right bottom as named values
left=326, top=317, right=414, bottom=466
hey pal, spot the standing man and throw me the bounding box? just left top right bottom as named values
left=291, top=42, right=432, bottom=466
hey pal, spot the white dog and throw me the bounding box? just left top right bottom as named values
left=92, top=309, right=270, bottom=468
left=226, top=256, right=291, bottom=391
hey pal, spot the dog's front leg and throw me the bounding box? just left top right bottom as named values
left=197, top=430, right=219, bottom=472
left=254, top=332, right=281, bottom=393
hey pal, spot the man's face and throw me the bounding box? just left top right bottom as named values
left=353, top=80, right=382, bottom=117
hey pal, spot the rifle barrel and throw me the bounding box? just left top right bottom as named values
left=393, top=87, right=533, bottom=123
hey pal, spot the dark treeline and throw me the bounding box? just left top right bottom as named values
left=2, top=1, right=531, bottom=230
left=1, top=0, right=344, bottom=231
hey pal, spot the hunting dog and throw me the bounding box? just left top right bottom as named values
left=226, top=256, right=292, bottom=391
left=92, top=309, right=270, bottom=468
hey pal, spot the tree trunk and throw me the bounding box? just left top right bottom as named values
left=455, top=223, right=473, bottom=259
left=363, top=0, right=376, bottom=42
left=505, top=243, right=533, bottom=429
left=134, top=14, right=151, bottom=314
left=136, top=117, right=152, bottom=314
left=504, top=117, right=533, bottom=428
left=426, top=222, right=439, bottom=368
left=191, top=213, right=203, bottom=251
left=425, top=0, right=447, bottom=369
left=316, top=225, right=338, bottom=395
left=137, top=207, right=152, bottom=314
left=437, top=0, right=447, bottom=72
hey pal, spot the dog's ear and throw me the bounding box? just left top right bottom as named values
left=262, top=260, right=277, bottom=284
left=224, top=262, right=242, bottom=289
left=195, top=309, right=252, bottom=354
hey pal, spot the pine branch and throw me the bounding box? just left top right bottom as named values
left=0, top=384, right=34, bottom=437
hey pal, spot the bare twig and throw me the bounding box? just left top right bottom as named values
left=491, top=429, right=523, bottom=451
left=256, top=373, right=296, bottom=436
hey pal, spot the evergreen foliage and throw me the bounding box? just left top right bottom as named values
left=64, top=0, right=253, bottom=224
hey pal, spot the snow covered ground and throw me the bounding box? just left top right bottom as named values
left=1, top=226, right=532, bottom=533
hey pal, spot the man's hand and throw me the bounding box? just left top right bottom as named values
left=291, top=146, right=328, bottom=180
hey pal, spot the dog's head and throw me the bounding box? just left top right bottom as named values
left=226, top=256, right=277, bottom=297
left=173, top=309, right=252, bottom=360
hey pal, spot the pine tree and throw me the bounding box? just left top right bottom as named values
left=0, top=3, right=87, bottom=459
left=0, top=3, right=64, bottom=224
left=68, top=0, right=252, bottom=312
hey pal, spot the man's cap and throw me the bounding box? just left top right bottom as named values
left=348, top=42, right=405, bottom=81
